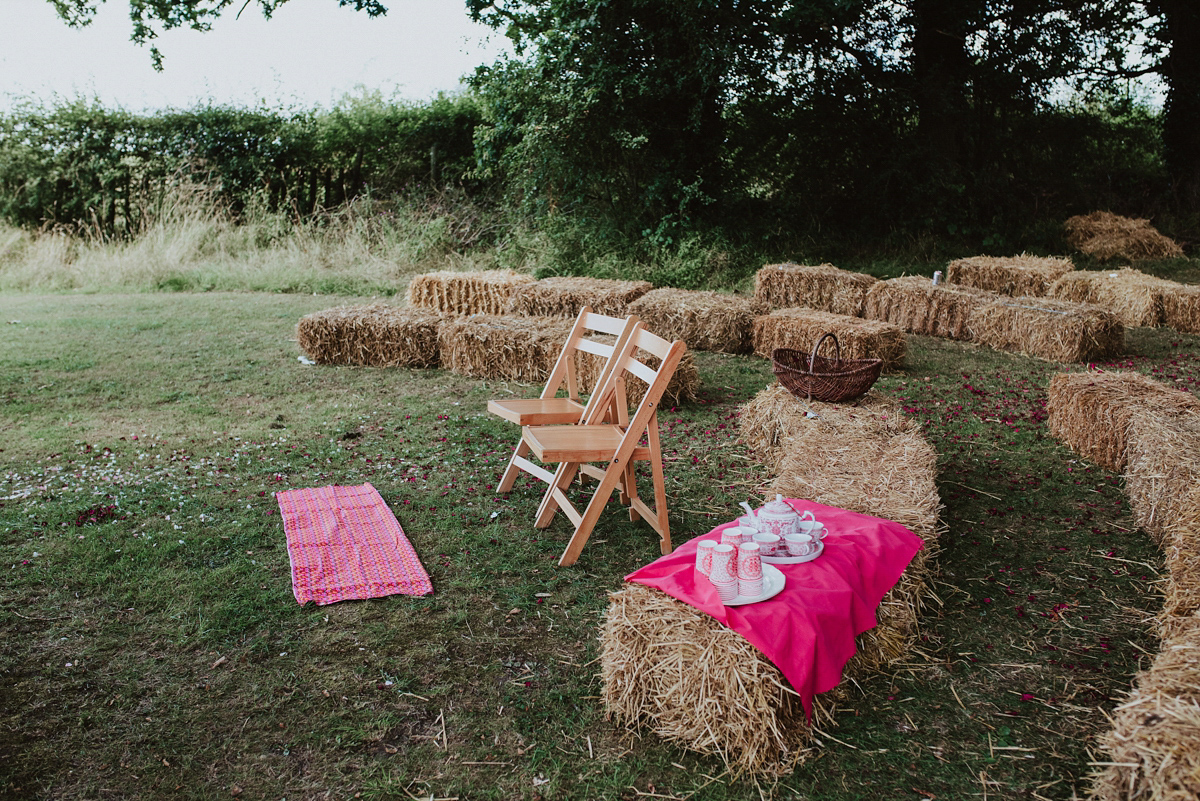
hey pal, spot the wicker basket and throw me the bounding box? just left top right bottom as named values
left=772, top=333, right=883, bottom=403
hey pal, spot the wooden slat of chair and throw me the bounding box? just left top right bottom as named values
left=487, top=308, right=639, bottom=494
left=522, top=326, right=687, bottom=566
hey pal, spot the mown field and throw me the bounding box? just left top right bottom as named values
left=2, top=287, right=1197, bottom=800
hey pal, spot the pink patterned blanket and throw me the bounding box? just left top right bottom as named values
left=276, top=483, right=433, bottom=605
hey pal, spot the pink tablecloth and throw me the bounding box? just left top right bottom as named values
left=625, top=498, right=923, bottom=718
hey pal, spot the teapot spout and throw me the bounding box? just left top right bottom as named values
left=739, top=501, right=756, bottom=517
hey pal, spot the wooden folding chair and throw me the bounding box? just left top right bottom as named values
left=487, top=307, right=639, bottom=495
left=521, top=326, right=687, bottom=566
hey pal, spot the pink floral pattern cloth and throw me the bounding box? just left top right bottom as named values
left=276, top=483, right=433, bottom=605
left=626, top=498, right=923, bottom=719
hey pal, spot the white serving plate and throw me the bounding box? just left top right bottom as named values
left=761, top=539, right=824, bottom=565
left=724, top=564, right=786, bottom=606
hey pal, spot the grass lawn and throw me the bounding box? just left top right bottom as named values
left=2, top=290, right=1197, bottom=800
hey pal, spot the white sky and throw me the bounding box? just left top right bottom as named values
left=0, top=0, right=513, bottom=112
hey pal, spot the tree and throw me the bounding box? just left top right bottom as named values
left=48, top=0, right=387, bottom=69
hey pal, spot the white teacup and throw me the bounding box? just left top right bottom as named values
left=798, top=518, right=827, bottom=540
left=751, top=531, right=781, bottom=557
left=784, top=532, right=816, bottom=557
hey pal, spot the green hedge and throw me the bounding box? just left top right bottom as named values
left=0, top=93, right=485, bottom=236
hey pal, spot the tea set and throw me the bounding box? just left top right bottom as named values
left=694, top=495, right=829, bottom=605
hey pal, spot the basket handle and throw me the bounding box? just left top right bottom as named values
left=810, top=332, right=841, bottom=365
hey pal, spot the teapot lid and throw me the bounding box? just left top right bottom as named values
left=760, top=493, right=798, bottom=518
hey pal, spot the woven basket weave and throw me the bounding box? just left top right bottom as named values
left=772, top=333, right=883, bottom=403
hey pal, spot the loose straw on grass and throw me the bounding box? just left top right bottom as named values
left=862, top=276, right=998, bottom=340
left=405, top=269, right=534, bottom=316
left=1065, top=211, right=1185, bottom=262
left=752, top=308, right=906, bottom=369
left=753, top=263, right=877, bottom=316
left=628, top=288, right=764, bottom=354
left=945, top=254, right=1073, bottom=297
left=295, top=304, right=442, bottom=367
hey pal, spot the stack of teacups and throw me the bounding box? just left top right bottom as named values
left=694, top=539, right=718, bottom=577
left=708, top=543, right=739, bottom=602
left=737, top=542, right=763, bottom=598
left=720, top=526, right=746, bottom=548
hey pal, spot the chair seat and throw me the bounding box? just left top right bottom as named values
left=488, top=397, right=585, bottom=426
left=524, top=424, right=651, bottom=464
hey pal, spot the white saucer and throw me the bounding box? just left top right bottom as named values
left=761, top=540, right=824, bottom=565
left=724, top=564, right=786, bottom=606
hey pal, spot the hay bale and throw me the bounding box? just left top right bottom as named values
left=1048, top=268, right=1178, bottom=328
left=753, top=263, right=878, bottom=316
left=508, top=277, right=653, bottom=318
left=295, top=304, right=442, bottom=368
left=1161, top=283, right=1200, bottom=335
left=436, top=314, right=575, bottom=383
left=1065, top=211, right=1185, bottom=262
left=1089, top=616, right=1200, bottom=801
left=600, top=384, right=942, bottom=776
left=1160, top=486, right=1200, bottom=640
left=1046, top=370, right=1200, bottom=473
left=862, top=276, right=999, bottom=340
left=769, top=411, right=942, bottom=545
left=967, top=296, right=1124, bottom=363
left=945, top=254, right=1074, bottom=297
left=601, top=583, right=819, bottom=777
left=405, top=269, right=535, bottom=316
left=1124, top=407, right=1200, bottom=545
left=738, top=383, right=908, bottom=475
left=752, top=308, right=907, bottom=370
left=627, top=288, right=764, bottom=354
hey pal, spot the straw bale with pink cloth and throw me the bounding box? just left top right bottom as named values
left=600, top=384, right=941, bottom=776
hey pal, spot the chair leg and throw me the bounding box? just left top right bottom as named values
left=496, top=437, right=530, bottom=493
left=646, top=418, right=671, bottom=554
left=558, top=465, right=625, bottom=567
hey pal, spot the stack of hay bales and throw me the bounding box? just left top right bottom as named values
left=600, top=383, right=940, bottom=776
left=295, top=304, right=443, bottom=368
left=1090, top=616, right=1200, bottom=801
left=627, top=288, right=763, bottom=354
left=967, top=296, right=1124, bottom=362
left=861, top=276, right=999, bottom=340
left=508, top=276, right=653, bottom=318
left=754, top=263, right=878, bottom=316
left=945, top=254, right=1074, bottom=297
left=1048, top=267, right=1178, bottom=328
left=1046, top=370, right=1200, bottom=473
left=752, top=308, right=906, bottom=369
left=1065, top=211, right=1185, bottom=262
left=406, top=269, right=535, bottom=316
left=436, top=314, right=575, bottom=383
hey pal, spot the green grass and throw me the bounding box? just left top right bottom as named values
left=1, top=291, right=1198, bottom=800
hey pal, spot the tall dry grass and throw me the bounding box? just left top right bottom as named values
left=0, top=183, right=529, bottom=295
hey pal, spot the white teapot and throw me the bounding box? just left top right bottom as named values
left=756, top=494, right=816, bottom=539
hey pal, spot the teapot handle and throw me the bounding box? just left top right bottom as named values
left=799, top=510, right=816, bottom=522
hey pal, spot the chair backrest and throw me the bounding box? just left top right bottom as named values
left=540, top=306, right=638, bottom=403
left=583, top=325, right=686, bottom=428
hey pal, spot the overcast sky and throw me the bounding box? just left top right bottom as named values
left=0, top=0, right=513, bottom=112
